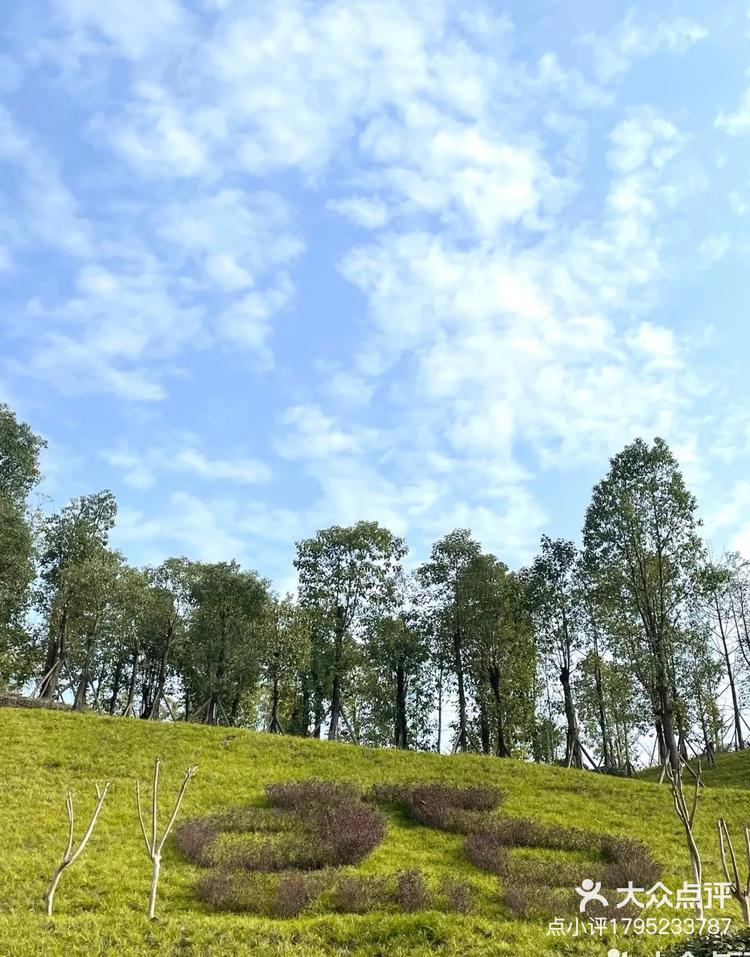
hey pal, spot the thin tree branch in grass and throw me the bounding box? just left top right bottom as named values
left=135, top=758, right=198, bottom=919
left=717, top=817, right=750, bottom=923
left=666, top=760, right=704, bottom=919
left=44, top=781, right=111, bottom=917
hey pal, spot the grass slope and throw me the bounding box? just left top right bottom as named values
left=640, top=749, right=750, bottom=789
left=2, top=708, right=750, bottom=957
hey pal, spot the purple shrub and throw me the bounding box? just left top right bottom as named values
left=274, top=872, right=319, bottom=917
left=173, top=818, right=218, bottom=865
left=333, top=874, right=388, bottom=913
left=266, top=779, right=359, bottom=811
left=465, top=829, right=511, bottom=875
left=440, top=876, right=474, bottom=914
left=370, top=783, right=503, bottom=833
left=316, top=803, right=386, bottom=866
left=601, top=836, right=660, bottom=887
left=394, top=869, right=430, bottom=912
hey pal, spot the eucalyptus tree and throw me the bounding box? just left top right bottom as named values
left=362, top=574, right=431, bottom=750
left=417, top=529, right=482, bottom=753
left=582, top=437, right=705, bottom=773
left=137, top=558, right=194, bottom=719
left=525, top=536, right=584, bottom=768
left=699, top=555, right=746, bottom=750
left=103, top=562, right=150, bottom=715
left=36, top=491, right=118, bottom=700
left=68, top=546, right=124, bottom=711
left=0, top=403, right=45, bottom=686
left=261, top=594, right=312, bottom=734
left=293, top=521, right=406, bottom=740
left=463, top=555, right=535, bottom=757
left=183, top=561, right=270, bottom=725
left=574, top=651, right=648, bottom=771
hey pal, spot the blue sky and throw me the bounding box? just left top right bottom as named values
left=2, top=0, right=750, bottom=592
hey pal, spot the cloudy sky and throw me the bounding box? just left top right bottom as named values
left=2, top=0, right=750, bottom=590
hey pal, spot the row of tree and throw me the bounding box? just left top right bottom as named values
left=2, top=402, right=748, bottom=773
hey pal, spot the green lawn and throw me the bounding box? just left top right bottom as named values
left=639, top=749, right=750, bottom=789
left=2, top=707, right=750, bottom=956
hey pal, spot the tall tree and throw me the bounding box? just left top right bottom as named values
left=582, top=437, right=705, bottom=773
left=700, top=555, right=746, bottom=750
left=294, top=521, right=406, bottom=740
left=137, top=559, right=194, bottom=720
left=417, top=529, right=481, bottom=753
left=36, top=491, right=117, bottom=700
left=463, top=555, right=535, bottom=757
left=183, top=561, right=269, bottom=725
left=260, top=594, right=311, bottom=734
left=362, top=574, right=431, bottom=750
left=525, top=537, right=584, bottom=768
left=0, top=404, right=45, bottom=687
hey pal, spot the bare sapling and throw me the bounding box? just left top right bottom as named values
left=717, top=817, right=750, bottom=923
left=666, top=760, right=704, bottom=919
left=136, top=757, right=198, bottom=919
left=44, top=781, right=111, bottom=916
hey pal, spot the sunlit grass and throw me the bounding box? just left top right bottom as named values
left=2, top=706, right=750, bottom=955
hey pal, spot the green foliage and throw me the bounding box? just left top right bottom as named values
left=582, top=436, right=706, bottom=770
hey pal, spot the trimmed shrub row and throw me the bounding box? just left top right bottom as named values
left=196, top=867, right=476, bottom=916
left=369, top=782, right=504, bottom=832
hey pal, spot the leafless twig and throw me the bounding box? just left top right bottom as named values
left=44, top=781, right=111, bottom=916
left=136, top=758, right=198, bottom=919
left=666, top=759, right=704, bottom=919
left=717, top=817, right=750, bottom=923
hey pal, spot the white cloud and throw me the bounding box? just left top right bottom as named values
left=327, top=196, right=390, bottom=229
left=583, top=11, right=708, bottom=85
left=103, top=442, right=271, bottom=488
left=699, top=234, right=730, bottom=264
left=277, top=405, right=362, bottom=460
left=608, top=109, right=680, bottom=173
left=716, top=89, right=750, bottom=137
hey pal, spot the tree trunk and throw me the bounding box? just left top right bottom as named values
left=147, top=627, right=173, bottom=720
left=328, top=604, right=345, bottom=741
left=560, top=665, right=582, bottom=769
left=39, top=604, right=68, bottom=699
left=108, top=656, right=124, bottom=714
left=591, top=632, right=612, bottom=767
left=436, top=665, right=443, bottom=753
left=716, top=592, right=744, bottom=749
left=394, top=661, right=408, bottom=749
left=453, top=627, right=468, bottom=752
left=488, top=665, right=510, bottom=757
left=124, top=646, right=138, bottom=716
left=269, top=675, right=280, bottom=733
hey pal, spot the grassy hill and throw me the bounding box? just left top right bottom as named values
left=639, top=749, right=750, bottom=789
left=3, top=708, right=750, bottom=957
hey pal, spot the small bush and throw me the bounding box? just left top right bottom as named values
left=466, top=818, right=659, bottom=899
left=370, top=783, right=503, bottom=832
left=333, top=874, right=388, bottom=913
left=464, top=829, right=510, bottom=875
left=266, top=779, right=359, bottom=811
left=174, top=818, right=218, bottom=865
left=274, top=871, right=318, bottom=917
left=601, top=835, right=660, bottom=887
left=394, top=869, right=430, bottom=912
left=196, top=870, right=242, bottom=910
left=220, top=834, right=319, bottom=872
left=212, top=806, right=295, bottom=833
left=316, top=803, right=386, bottom=866
left=440, top=875, right=474, bottom=914
left=484, top=817, right=599, bottom=852
left=504, top=883, right=557, bottom=919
